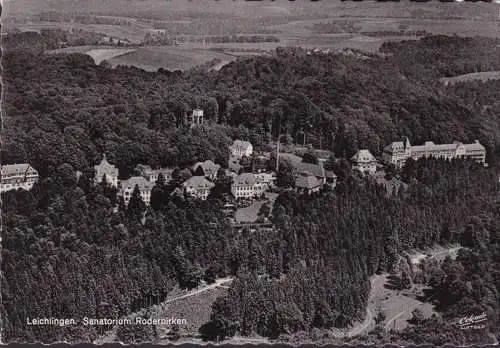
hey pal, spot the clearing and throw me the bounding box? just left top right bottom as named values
left=93, top=277, right=233, bottom=344
left=441, top=71, right=500, bottom=85
left=355, top=245, right=462, bottom=336
left=235, top=192, right=278, bottom=223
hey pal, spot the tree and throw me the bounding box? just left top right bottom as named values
left=258, top=202, right=271, bottom=219
left=156, top=172, right=166, bottom=187
left=200, top=297, right=239, bottom=341
left=277, top=159, right=295, bottom=188
left=401, top=270, right=413, bottom=290
left=150, top=186, right=164, bottom=211
left=409, top=308, right=425, bottom=325
left=127, top=185, right=146, bottom=220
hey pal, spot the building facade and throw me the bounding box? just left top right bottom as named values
left=351, top=149, right=377, bottom=174
left=183, top=176, right=215, bottom=200
left=230, top=140, right=253, bottom=159
left=1, top=163, right=39, bottom=192
left=186, top=108, right=204, bottom=127
left=231, top=172, right=276, bottom=199
left=119, top=176, right=153, bottom=206
left=135, top=164, right=173, bottom=184
left=255, top=172, right=276, bottom=194
left=383, top=137, right=486, bottom=167
left=94, top=154, right=119, bottom=187
left=231, top=173, right=256, bottom=199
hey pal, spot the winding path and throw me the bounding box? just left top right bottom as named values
left=93, top=277, right=233, bottom=344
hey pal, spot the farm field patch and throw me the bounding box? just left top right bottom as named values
left=441, top=70, right=500, bottom=85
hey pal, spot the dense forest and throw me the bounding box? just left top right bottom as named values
left=200, top=159, right=499, bottom=343
left=1, top=32, right=500, bottom=343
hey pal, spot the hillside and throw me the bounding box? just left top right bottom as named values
left=2, top=33, right=500, bottom=344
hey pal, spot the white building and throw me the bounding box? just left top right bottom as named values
left=1, top=163, right=39, bottom=192
left=231, top=172, right=276, bottom=199
left=383, top=137, right=486, bottom=167
left=187, top=108, right=204, bottom=127
left=231, top=173, right=257, bottom=199
left=254, top=172, right=276, bottom=195
left=119, top=176, right=153, bottom=206
left=94, top=154, right=119, bottom=187
left=183, top=176, right=215, bottom=200
left=351, top=149, right=377, bottom=174
left=230, top=140, right=253, bottom=159
left=135, top=164, right=173, bottom=184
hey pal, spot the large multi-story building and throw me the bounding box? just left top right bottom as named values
left=119, top=176, right=153, bottom=206
left=383, top=137, right=486, bottom=167
left=231, top=172, right=276, bottom=199
left=351, top=149, right=377, bottom=175
left=1, top=163, right=39, bottom=192
left=182, top=176, right=215, bottom=200
left=94, top=154, right=119, bottom=187
left=135, top=164, right=173, bottom=184
left=231, top=173, right=256, bottom=199
left=230, top=140, right=253, bottom=159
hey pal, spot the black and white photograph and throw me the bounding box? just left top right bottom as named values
left=1, top=0, right=500, bottom=345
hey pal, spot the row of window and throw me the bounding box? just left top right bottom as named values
left=2, top=182, right=35, bottom=189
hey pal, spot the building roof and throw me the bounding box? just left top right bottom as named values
left=233, top=173, right=256, bottom=186
left=383, top=141, right=404, bottom=153
left=255, top=172, right=276, bottom=183
left=295, top=172, right=322, bottom=190
left=464, top=140, right=486, bottom=152
left=383, top=137, right=410, bottom=153
left=192, top=160, right=220, bottom=175
left=1, top=163, right=37, bottom=176
left=120, top=176, right=153, bottom=191
left=412, top=141, right=460, bottom=153
left=95, top=154, right=118, bottom=174
left=351, top=149, right=377, bottom=163
left=295, top=162, right=336, bottom=179
left=231, top=140, right=252, bottom=150
left=183, top=176, right=215, bottom=189
left=136, top=164, right=153, bottom=172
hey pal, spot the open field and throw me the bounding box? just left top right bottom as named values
left=4, top=0, right=500, bottom=22
left=46, top=45, right=263, bottom=71
left=94, top=277, right=233, bottom=344
left=4, top=1, right=500, bottom=72
left=108, top=46, right=239, bottom=71
left=441, top=71, right=500, bottom=85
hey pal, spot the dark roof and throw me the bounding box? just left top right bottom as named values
left=295, top=172, right=322, bottom=190
left=295, top=162, right=336, bottom=179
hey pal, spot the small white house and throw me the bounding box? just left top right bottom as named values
left=230, top=140, right=253, bottom=159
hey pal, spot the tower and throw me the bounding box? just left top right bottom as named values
left=187, top=108, right=204, bottom=127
